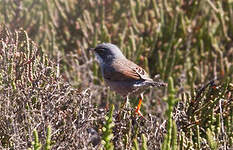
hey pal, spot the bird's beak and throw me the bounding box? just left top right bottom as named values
left=88, top=48, right=95, bottom=52
left=88, top=48, right=97, bottom=60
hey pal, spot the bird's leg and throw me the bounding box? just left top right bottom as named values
left=135, top=93, right=143, bottom=117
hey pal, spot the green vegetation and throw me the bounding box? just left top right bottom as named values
left=28, top=125, right=52, bottom=150
left=31, top=130, right=42, bottom=150
left=162, top=77, right=178, bottom=150
left=102, top=105, right=115, bottom=150
left=0, top=0, right=232, bottom=149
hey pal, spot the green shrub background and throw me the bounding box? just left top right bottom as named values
left=0, top=0, right=232, bottom=149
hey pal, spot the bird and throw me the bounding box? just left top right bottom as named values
left=90, top=43, right=166, bottom=116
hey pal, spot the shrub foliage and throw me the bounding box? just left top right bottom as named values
left=0, top=0, right=233, bottom=149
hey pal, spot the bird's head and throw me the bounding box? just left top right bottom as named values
left=91, top=43, right=125, bottom=64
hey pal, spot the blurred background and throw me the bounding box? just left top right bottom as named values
left=1, top=0, right=232, bottom=107
left=0, top=0, right=232, bottom=149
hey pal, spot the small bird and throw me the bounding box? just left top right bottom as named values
left=91, top=43, right=166, bottom=115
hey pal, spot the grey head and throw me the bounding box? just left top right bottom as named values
left=93, top=43, right=126, bottom=64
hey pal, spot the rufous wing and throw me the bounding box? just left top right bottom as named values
left=103, top=59, right=152, bottom=82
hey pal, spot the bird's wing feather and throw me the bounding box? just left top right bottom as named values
left=125, top=60, right=152, bottom=80
left=103, top=59, right=152, bottom=81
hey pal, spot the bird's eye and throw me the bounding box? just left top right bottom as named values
left=94, top=48, right=102, bottom=52
left=94, top=48, right=106, bottom=58
left=98, top=49, right=104, bottom=53
left=95, top=48, right=106, bottom=55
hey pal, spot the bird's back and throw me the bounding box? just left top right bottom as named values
left=102, top=58, right=154, bottom=96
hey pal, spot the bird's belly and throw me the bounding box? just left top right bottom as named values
left=105, top=80, right=146, bottom=97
